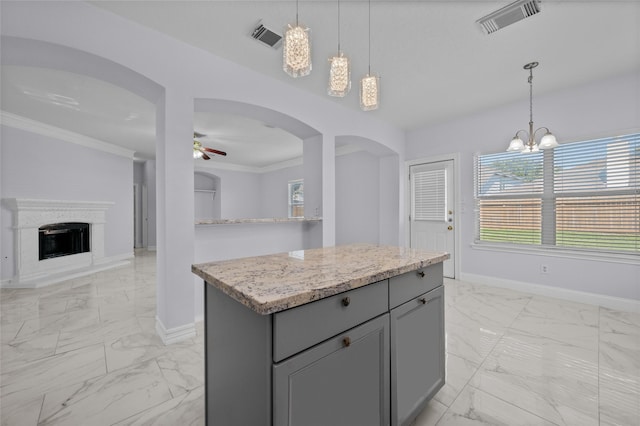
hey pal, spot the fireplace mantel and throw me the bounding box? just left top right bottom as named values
left=3, top=198, right=126, bottom=287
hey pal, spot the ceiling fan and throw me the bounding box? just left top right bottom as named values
left=193, top=131, right=227, bottom=160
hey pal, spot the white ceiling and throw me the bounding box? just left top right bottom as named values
left=1, top=1, right=639, bottom=167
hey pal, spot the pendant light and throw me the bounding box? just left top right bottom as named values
left=283, top=0, right=312, bottom=78
left=507, top=62, right=558, bottom=153
left=360, top=0, right=379, bottom=111
left=328, top=0, right=351, bottom=97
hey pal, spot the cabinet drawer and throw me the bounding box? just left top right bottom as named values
left=273, top=314, right=390, bottom=426
left=273, top=279, right=388, bottom=362
left=389, top=263, right=442, bottom=309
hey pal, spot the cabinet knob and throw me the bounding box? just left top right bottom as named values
left=419, top=297, right=427, bottom=304
left=342, top=297, right=351, bottom=307
left=417, top=271, right=425, bottom=278
left=342, top=337, right=351, bottom=347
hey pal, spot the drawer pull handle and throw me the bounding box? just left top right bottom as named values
left=417, top=271, right=425, bottom=278
left=342, top=337, right=351, bottom=347
left=419, top=297, right=427, bottom=304
left=342, top=297, right=351, bottom=307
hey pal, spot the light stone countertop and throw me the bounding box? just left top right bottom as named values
left=195, top=217, right=322, bottom=225
left=192, top=243, right=450, bottom=315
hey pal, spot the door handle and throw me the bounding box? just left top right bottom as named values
left=448, top=226, right=453, bottom=231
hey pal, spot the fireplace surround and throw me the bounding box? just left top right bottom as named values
left=4, top=199, right=118, bottom=287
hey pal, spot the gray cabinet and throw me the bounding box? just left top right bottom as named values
left=390, top=286, right=445, bottom=426
left=203, top=262, right=445, bottom=426
left=273, top=314, right=390, bottom=426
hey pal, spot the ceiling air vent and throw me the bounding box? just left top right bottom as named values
left=477, top=0, right=541, bottom=35
left=250, top=20, right=282, bottom=49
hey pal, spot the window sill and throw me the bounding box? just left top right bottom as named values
left=470, top=242, right=638, bottom=265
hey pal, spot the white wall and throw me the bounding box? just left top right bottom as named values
left=406, top=71, right=640, bottom=301
left=260, top=164, right=304, bottom=218
left=1, top=125, right=134, bottom=281
left=336, top=151, right=380, bottom=245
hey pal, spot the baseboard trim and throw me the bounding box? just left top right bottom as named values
left=458, top=272, right=640, bottom=313
left=1, top=253, right=133, bottom=289
left=147, top=246, right=157, bottom=252
left=155, top=317, right=196, bottom=345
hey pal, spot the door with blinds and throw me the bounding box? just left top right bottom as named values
left=410, top=160, right=455, bottom=278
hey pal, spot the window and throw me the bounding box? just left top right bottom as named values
left=474, top=133, right=639, bottom=254
left=288, top=179, right=304, bottom=218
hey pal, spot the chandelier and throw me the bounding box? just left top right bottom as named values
left=360, top=0, right=379, bottom=111
left=507, top=62, right=558, bottom=153
left=283, top=0, right=311, bottom=78
left=328, top=0, right=350, bottom=97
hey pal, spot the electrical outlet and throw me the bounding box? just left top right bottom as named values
left=540, top=264, right=549, bottom=274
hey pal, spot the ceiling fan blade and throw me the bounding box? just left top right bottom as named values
left=201, top=151, right=211, bottom=160
left=202, top=147, right=227, bottom=156
left=194, top=131, right=206, bottom=139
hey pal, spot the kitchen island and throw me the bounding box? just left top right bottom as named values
left=192, top=243, right=449, bottom=426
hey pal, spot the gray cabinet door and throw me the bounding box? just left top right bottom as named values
left=273, top=314, right=390, bottom=426
left=390, top=286, right=445, bottom=426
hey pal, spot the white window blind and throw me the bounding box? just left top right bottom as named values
left=474, top=151, right=544, bottom=245
left=554, top=134, right=639, bottom=252
left=474, top=133, right=639, bottom=254
left=412, top=169, right=446, bottom=221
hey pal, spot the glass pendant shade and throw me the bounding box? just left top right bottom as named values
left=360, top=74, right=379, bottom=111
left=328, top=52, right=351, bottom=97
left=539, top=132, right=559, bottom=149
left=507, top=137, right=525, bottom=152
left=283, top=24, right=312, bottom=78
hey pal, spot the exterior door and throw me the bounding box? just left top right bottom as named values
left=409, top=160, right=455, bottom=278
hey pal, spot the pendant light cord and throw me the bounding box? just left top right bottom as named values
left=337, top=0, right=341, bottom=52
left=368, top=0, right=371, bottom=74
left=296, top=0, right=299, bottom=26
left=529, top=67, right=533, bottom=125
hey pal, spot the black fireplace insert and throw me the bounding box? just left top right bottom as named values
left=39, top=222, right=90, bottom=260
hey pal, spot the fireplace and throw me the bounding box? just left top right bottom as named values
left=4, top=198, right=115, bottom=287
left=39, top=222, right=90, bottom=260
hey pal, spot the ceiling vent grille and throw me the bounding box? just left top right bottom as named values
left=250, top=20, right=282, bottom=49
left=477, top=0, right=541, bottom=35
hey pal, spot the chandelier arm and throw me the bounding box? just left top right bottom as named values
left=514, top=129, right=529, bottom=139
left=533, top=126, right=552, bottom=139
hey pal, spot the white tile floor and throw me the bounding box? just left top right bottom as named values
left=1, top=251, right=638, bottom=425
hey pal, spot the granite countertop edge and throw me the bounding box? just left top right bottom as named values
left=195, top=217, right=323, bottom=225
left=192, top=245, right=449, bottom=315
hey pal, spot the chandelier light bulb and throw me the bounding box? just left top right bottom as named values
left=539, top=132, right=559, bottom=149
left=507, top=137, right=525, bottom=152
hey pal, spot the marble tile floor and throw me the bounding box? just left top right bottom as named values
left=1, top=251, right=638, bottom=425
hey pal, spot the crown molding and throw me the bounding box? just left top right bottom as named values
left=1, top=111, right=136, bottom=159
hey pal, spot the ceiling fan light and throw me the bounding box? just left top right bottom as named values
left=507, top=137, right=525, bottom=152
left=193, top=150, right=203, bottom=159
left=539, top=132, right=558, bottom=149
left=283, top=24, right=312, bottom=78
